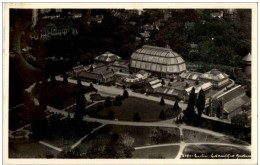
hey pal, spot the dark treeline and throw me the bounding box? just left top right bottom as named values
left=26, top=9, right=251, bottom=75
left=148, top=9, right=251, bottom=67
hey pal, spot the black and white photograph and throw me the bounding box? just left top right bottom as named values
left=3, top=2, right=257, bottom=164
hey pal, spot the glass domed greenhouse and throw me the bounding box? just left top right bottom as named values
left=130, top=45, right=186, bottom=77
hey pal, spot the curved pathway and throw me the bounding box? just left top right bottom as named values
left=135, top=142, right=251, bottom=159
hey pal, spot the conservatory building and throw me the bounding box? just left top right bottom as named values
left=130, top=45, right=186, bottom=77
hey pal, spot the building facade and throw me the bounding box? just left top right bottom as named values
left=210, top=85, right=251, bottom=120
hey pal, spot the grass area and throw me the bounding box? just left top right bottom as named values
left=182, top=129, right=249, bottom=145
left=9, top=106, right=28, bottom=131
left=87, top=97, right=177, bottom=122
left=182, top=144, right=251, bottom=159
left=9, top=139, right=59, bottom=158
left=43, top=119, right=100, bottom=150
left=185, top=116, right=251, bottom=143
left=133, top=146, right=180, bottom=159
left=78, top=125, right=180, bottom=155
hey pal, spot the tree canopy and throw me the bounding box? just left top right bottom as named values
left=196, top=89, right=206, bottom=117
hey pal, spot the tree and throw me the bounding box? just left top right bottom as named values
left=195, top=80, right=199, bottom=85
left=77, top=79, right=82, bottom=86
left=159, top=110, right=166, bottom=120
left=185, top=82, right=189, bottom=88
left=184, top=87, right=196, bottom=121
left=51, top=75, right=56, bottom=84
left=196, top=89, right=206, bottom=117
left=176, top=115, right=179, bottom=124
left=89, top=83, right=95, bottom=91
left=231, top=114, right=249, bottom=128
left=63, top=75, right=68, bottom=84
left=90, top=65, right=94, bottom=72
left=108, top=111, right=115, bottom=120
left=133, top=113, right=141, bottom=121
left=188, top=87, right=196, bottom=107
left=216, top=102, right=223, bottom=119
left=123, top=89, right=129, bottom=98
left=160, top=97, right=165, bottom=105
left=161, top=79, right=165, bottom=85
left=74, top=91, right=86, bottom=121
left=173, top=101, right=180, bottom=111
left=104, top=97, right=112, bottom=106
left=114, top=95, right=122, bottom=106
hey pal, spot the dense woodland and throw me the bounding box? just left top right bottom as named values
left=26, top=9, right=251, bottom=71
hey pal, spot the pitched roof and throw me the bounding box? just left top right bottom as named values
left=216, top=85, right=246, bottom=104
left=223, top=95, right=250, bottom=113
left=78, top=72, right=102, bottom=81
left=243, top=53, right=251, bottom=62
left=149, top=79, right=161, bottom=85
left=180, top=71, right=202, bottom=81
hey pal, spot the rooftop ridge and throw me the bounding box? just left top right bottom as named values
left=142, top=45, right=172, bottom=52
left=216, top=85, right=242, bottom=99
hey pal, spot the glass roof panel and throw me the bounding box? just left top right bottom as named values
left=151, top=64, right=157, bottom=71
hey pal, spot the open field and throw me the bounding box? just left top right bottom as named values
left=87, top=97, right=178, bottom=122
left=182, top=144, right=251, bottom=159
left=133, top=146, right=180, bottom=158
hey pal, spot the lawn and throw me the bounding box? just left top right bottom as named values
left=182, top=144, right=251, bottom=159
left=87, top=97, right=178, bottom=122
left=43, top=119, right=101, bottom=150
left=133, top=146, right=180, bottom=159
left=183, top=129, right=250, bottom=145
left=9, top=139, right=59, bottom=158
left=77, top=124, right=180, bottom=156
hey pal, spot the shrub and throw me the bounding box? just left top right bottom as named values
left=133, top=113, right=141, bottom=121
left=173, top=101, right=180, bottom=111
left=104, top=97, right=112, bottom=107
left=114, top=95, right=122, bottom=106
left=159, top=110, right=166, bottom=120
left=123, top=90, right=129, bottom=98
left=160, top=97, right=165, bottom=105
left=108, top=111, right=115, bottom=120
left=97, top=105, right=104, bottom=111
left=77, top=79, right=82, bottom=86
